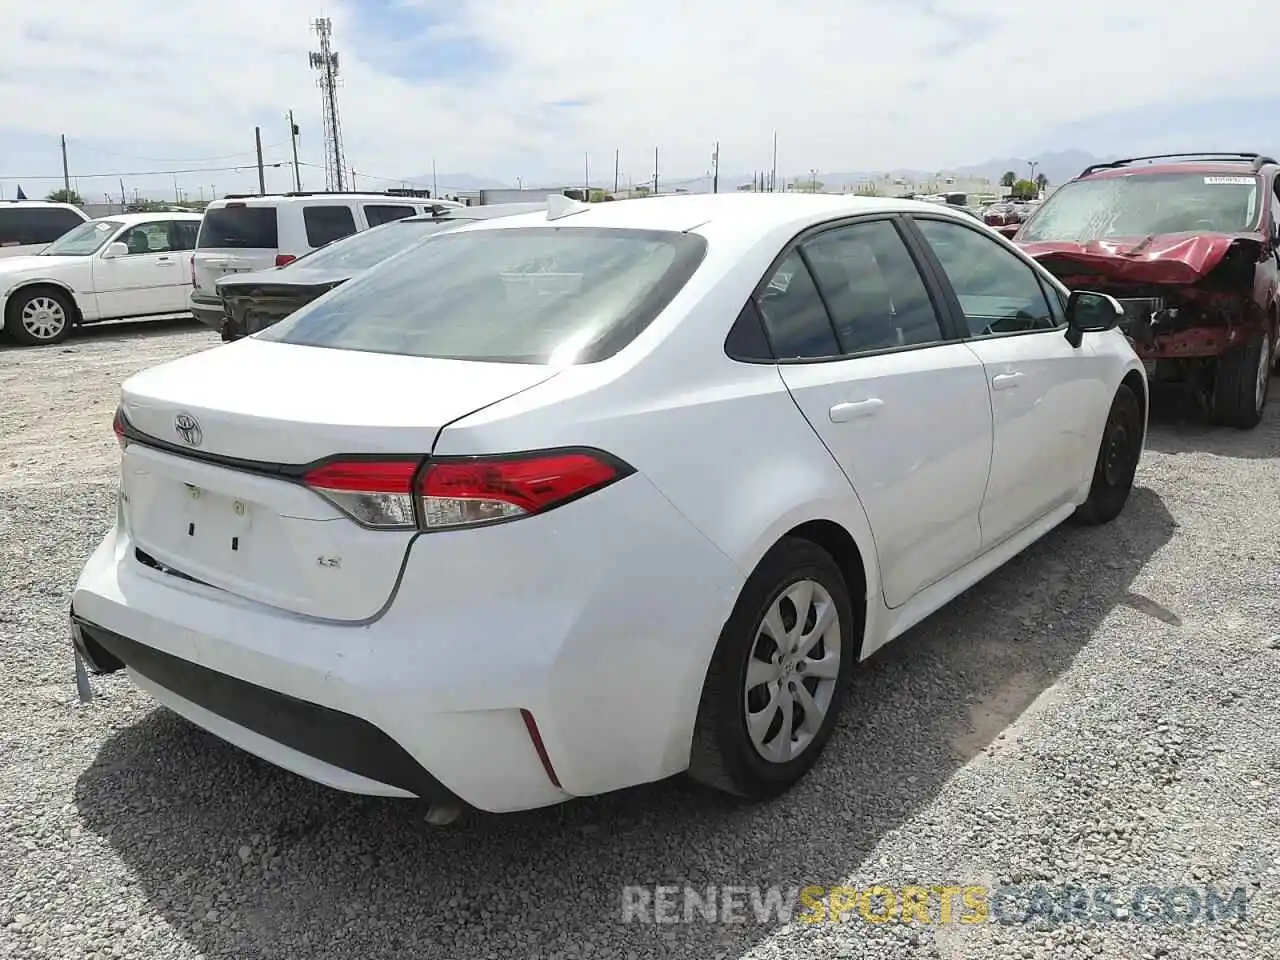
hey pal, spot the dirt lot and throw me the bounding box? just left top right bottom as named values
left=1, top=320, right=1278, bottom=960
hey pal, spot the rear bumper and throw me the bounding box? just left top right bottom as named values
left=188, top=292, right=225, bottom=332
left=72, top=614, right=459, bottom=803
left=70, top=475, right=744, bottom=812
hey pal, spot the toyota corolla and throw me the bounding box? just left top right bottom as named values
left=70, top=193, right=1147, bottom=818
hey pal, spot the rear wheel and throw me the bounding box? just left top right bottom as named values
left=1071, top=383, right=1143, bottom=526
left=687, top=537, right=855, bottom=800
left=4, top=287, right=74, bottom=346
left=1212, top=329, right=1270, bottom=428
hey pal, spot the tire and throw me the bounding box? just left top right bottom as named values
left=4, top=286, right=74, bottom=346
left=1071, top=383, right=1143, bottom=526
left=1211, top=328, right=1270, bottom=429
left=687, top=537, right=856, bottom=800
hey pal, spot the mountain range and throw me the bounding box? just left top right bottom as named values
left=403, top=148, right=1280, bottom=195
left=401, top=150, right=1117, bottom=195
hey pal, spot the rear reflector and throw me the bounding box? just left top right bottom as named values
left=112, top=406, right=126, bottom=449
left=275, top=254, right=297, bottom=267
left=300, top=449, right=631, bottom=531
left=520, top=709, right=561, bottom=789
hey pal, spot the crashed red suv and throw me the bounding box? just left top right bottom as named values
left=1012, top=153, right=1280, bottom=428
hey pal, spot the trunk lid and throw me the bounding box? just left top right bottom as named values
left=217, top=268, right=353, bottom=337
left=118, top=339, right=559, bottom=621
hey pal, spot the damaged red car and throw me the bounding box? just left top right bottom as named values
left=1011, top=153, right=1280, bottom=428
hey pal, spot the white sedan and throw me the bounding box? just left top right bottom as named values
left=0, top=212, right=203, bottom=346
left=70, top=194, right=1146, bottom=818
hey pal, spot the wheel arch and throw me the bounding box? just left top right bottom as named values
left=3, top=279, right=85, bottom=326
left=1120, top=367, right=1148, bottom=445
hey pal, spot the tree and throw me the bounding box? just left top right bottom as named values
left=1000, top=171, right=1017, bottom=188
left=1034, top=172, right=1049, bottom=193
left=1011, top=179, right=1037, bottom=200
left=46, top=187, right=83, bottom=205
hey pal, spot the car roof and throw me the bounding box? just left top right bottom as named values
left=403, top=201, right=548, bottom=223
left=0, top=200, right=82, bottom=210
left=1082, top=162, right=1269, bottom=180
left=448, top=192, right=977, bottom=239
left=206, top=194, right=463, bottom=209
left=90, top=212, right=204, bottom=224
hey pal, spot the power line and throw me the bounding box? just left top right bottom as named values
left=69, top=141, right=288, bottom=164
left=0, top=160, right=292, bottom=182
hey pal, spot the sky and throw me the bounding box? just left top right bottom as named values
left=1, top=0, right=1279, bottom=201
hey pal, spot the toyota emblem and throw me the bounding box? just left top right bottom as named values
left=174, top=412, right=203, bottom=447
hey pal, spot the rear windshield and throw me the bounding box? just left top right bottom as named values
left=1019, top=172, right=1262, bottom=243
left=198, top=206, right=279, bottom=249
left=257, top=227, right=707, bottom=363
left=289, top=219, right=458, bottom=272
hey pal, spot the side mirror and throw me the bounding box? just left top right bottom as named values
left=1064, top=290, right=1124, bottom=347
left=102, top=242, right=128, bottom=259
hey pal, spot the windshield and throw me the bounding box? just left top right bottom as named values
left=257, top=226, right=707, bottom=364
left=1018, top=172, right=1261, bottom=243
left=289, top=218, right=462, bottom=272
left=41, top=220, right=121, bottom=256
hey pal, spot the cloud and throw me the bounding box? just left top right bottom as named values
left=0, top=0, right=1276, bottom=197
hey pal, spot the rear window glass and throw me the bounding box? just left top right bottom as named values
left=304, top=205, right=358, bottom=247
left=1019, top=172, right=1262, bottom=242
left=257, top=227, right=708, bottom=364
left=363, top=204, right=418, bottom=227
left=0, top=207, right=87, bottom=246
left=198, top=206, right=279, bottom=249
left=291, top=219, right=456, bottom=272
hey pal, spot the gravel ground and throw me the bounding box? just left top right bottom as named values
left=1, top=320, right=1278, bottom=960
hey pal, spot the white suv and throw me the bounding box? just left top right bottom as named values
left=0, top=201, right=91, bottom=259
left=188, top=192, right=464, bottom=330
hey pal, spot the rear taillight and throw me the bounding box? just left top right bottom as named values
left=301, top=458, right=421, bottom=528
left=275, top=254, right=297, bottom=267
left=112, top=407, right=127, bottom=449
left=300, top=449, right=630, bottom=531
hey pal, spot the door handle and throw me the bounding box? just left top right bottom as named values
left=157, top=256, right=173, bottom=263
left=991, top=372, right=1024, bottom=390
left=829, top=398, right=884, bottom=422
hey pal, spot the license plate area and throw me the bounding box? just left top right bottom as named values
left=175, top=482, right=254, bottom=562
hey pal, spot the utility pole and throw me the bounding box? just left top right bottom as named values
left=432, top=159, right=438, bottom=198
left=173, top=174, right=179, bottom=204
left=653, top=146, right=659, bottom=195
left=771, top=131, right=778, bottom=193
left=60, top=135, right=70, bottom=196
left=614, top=148, right=619, bottom=194
left=584, top=152, right=590, bottom=199
left=255, top=126, right=266, bottom=195
left=712, top=142, right=719, bottom=194
left=288, top=110, right=302, bottom=191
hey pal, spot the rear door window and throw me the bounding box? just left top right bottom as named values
left=754, top=251, right=841, bottom=359
left=198, top=206, right=279, bottom=249
left=171, top=220, right=198, bottom=250
left=0, top=207, right=87, bottom=247
left=363, top=204, right=418, bottom=227
left=303, top=205, right=358, bottom=247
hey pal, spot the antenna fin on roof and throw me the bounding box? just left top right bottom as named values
left=546, top=193, right=592, bottom=221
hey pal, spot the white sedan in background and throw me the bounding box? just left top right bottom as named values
left=70, top=193, right=1146, bottom=819
left=0, top=212, right=203, bottom=346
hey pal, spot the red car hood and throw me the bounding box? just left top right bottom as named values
left=1019, top=232, right=1263, bottom=285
